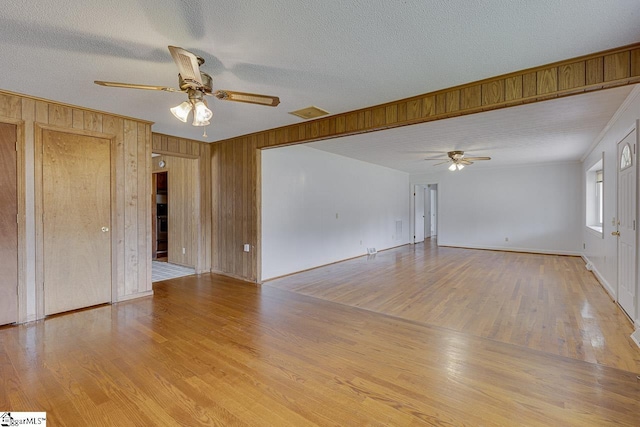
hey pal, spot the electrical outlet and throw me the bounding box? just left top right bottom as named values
left=243, top=244, right=250, bottom=252
left=182, top=247, right=185, bottom=255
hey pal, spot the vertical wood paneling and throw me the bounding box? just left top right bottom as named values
left=522, top=72, right=537, bottom=98
left=72, top=109, right=84, bottom=129
left=136, top=123, right=148, bottom=293
left=604, top=52, right=630, bottom=81
left=631, top=49, right=640, bottom=77
left=421, top=96, right=436, bottom=117
left=558, top=62, right=586, bottom=91
left=123, top=120, right=139, bottom=296
left=504, top=76, right=523, bottom=101
left=48, top=105, right=73, bottom=128
left=385, top=105, right=398, bottom=124
left=586, top=57, right=604, bottom=85
left=102, top=116, right=126, bottom=298
left=3, top=88, right=153, bottom=320
left=0, top=94, right=21, bottom=119
left=537, top=68, right=558, bottom=95
left=19, top=99, right=34, bottom=322
left=445, top=90, right=460, bottom=113
left=153, top=132, right=212, bottom=273
left=435, top=94, right=446, bottom=115
left=406, top=99, right=422, bottom=120
left=482, top=80, right=504, bottom=105
left=461, top=85, right=482, bottom=110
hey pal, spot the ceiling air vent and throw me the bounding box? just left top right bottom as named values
left=289, top=106, right=330, bottom=120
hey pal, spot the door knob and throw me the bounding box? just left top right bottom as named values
left=102, top=227, right=109, bottom=232
left=611, top=231, right=620, bottom=236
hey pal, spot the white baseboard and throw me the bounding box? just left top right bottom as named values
left=437, top=243, right=581, bottom=257
left=631, top=329, right=640, bottom=349
left=581, top=254, right=616, bottom=300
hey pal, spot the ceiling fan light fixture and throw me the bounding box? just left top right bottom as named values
left=456, top=163, right=464, bottom=170
left=170, top=101, right=192, bottom=122
left=448, top=163, right=457, bottom=171
left=192, top=100, right=213, bottom=126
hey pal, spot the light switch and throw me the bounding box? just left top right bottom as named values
left=243, top=244, right=250, bottom=252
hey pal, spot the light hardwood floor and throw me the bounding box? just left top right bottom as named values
left=267, top=239, right=640, bottom=374
left=0, top=243, right=639, bottom=425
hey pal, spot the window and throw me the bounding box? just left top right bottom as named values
left=595, top=170, right=603, bottom=226
left=620, top=143, right=632, bottom=170
left=585, top=156, right=604, bottom=236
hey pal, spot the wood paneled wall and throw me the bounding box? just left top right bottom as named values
left=0, top=89, right=152, bottom=322
left=153, top=155, right=199, bottom=269
left=210, top=43, right=640, bottom=283
left=152, top=133, right=212, bottom=273
left=211, top=137, right=261, bottom=282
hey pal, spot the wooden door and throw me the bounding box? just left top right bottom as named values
left=616, top=129, right=636, bottom=320
left=43, top=130, right=112, bottom=316
left=0, top=123, right=18, bottom=325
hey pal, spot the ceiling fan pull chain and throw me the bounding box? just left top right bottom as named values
left=202, top=125, right=208, bottom=138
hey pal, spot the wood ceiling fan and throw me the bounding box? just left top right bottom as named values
left=424, top=150, right=491, bottom=171
left=95, top=46, right=280, bottom=127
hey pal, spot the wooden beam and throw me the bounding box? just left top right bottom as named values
left=214, top=42, right=640, bottom=149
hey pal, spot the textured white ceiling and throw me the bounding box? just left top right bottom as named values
left=0, top=0, right=639, bottom=143
left=307, top=85, right=636, bottom=173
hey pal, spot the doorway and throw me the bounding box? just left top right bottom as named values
left=0, top=123, right=18, bottom=325
left=153, top=171, right=168, bottom=261
left=429, top=184, right=438, bottom=238
left=414, top=185, right=425, bottom=243
left=616, top=127, right=637, bottom=321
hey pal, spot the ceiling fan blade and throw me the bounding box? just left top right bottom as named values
left=168, top=45, right=203, bottom=87
left=463, top=156, right=491, bottom=161
left=94, top=81, right=182, bottom=92
left=424, top=157, right=447, bottom=161
left=433, top=160, right=451, bottom=166
left=460, top=160, right=473, bottom=165
left=214, top=90, right=280, bottom=107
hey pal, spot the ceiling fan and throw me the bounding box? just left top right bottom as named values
left=95, top=46, right=280, bottom=128
left=424, top=150, right=491, bottom=171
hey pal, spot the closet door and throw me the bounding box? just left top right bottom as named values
left=0, top=123, right=18, bottom=325
left=42, top=130, right=112, bottom=315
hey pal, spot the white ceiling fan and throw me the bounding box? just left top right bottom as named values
left=95, top=46, right=280, bottom=129
left=425, top=150, right=491, bottom=171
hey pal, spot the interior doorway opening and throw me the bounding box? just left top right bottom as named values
left=153, top=171, right=168, bottom=261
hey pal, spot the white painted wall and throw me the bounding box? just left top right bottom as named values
left=581, top=87, right=640, bottom=318
left=262, top=145, right=410, bottom=280
left=411, top=162, right=582, bottom=255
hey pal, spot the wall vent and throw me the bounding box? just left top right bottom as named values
left=289, top=105, right=330, bottom=120
left=367, top=247, right=377, bottom=255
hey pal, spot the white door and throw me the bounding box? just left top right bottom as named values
left=414, top=185, right=425, bottom=242
left=616, top=129, right=636, bottom=320
left=424, top=187, right=431, bottom=239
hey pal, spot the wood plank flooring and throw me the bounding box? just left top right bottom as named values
left=0, top=244, right=639, bottom=425
left=267, top=239, right=640, bottom=374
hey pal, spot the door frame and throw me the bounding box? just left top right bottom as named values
left=411, top=181, right=439, bottom=244
left=34, top=124, right=117, bottom=320
left=0, top=116, right=26, bottom=324
left=413, top=185, right=425, bottom=243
